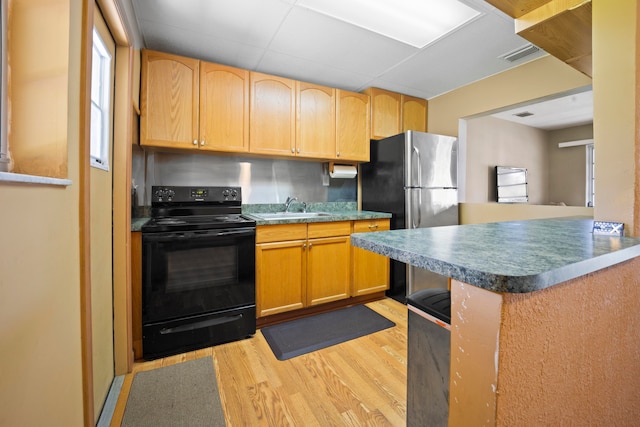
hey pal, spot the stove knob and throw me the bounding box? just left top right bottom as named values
left=230, top=189, right=238, bottom=199
left=222, top=189, right=230, bottom=199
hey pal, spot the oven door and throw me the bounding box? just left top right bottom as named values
left=142, top=227, right=256, bottom=324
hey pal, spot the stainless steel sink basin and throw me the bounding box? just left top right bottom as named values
left=252, top=212, right=332, bottom=220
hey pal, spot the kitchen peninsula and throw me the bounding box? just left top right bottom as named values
left=351, top=217, right=640, bottom=425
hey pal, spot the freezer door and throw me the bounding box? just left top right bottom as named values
left=405, top=131, right=457, bottom=188
left=405, top=188, right=458, bottom=230
left=405, top=187, right=458, bottom=295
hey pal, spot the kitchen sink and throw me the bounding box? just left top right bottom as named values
left=252, top=212, right=333, bottom=220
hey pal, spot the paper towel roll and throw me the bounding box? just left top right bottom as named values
left=330, top=164, right=357, bottom=179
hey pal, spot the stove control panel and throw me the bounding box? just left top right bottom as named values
left=153, top=187, right=176, bottom=202
left=151, top=186, right=242, bottom=204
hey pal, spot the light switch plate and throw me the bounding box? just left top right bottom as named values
left=592, top=221, right=624, bottom=236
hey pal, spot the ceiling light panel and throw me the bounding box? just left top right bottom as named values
left=296, top=0, right=481, bottom=48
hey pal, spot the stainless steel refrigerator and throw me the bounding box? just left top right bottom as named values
left=361, top=131, right=458, bottom=300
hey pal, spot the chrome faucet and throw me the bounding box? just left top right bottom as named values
left=284, top=196, right=298, bottom=212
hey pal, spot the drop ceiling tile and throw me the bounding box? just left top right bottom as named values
left=374, top=13, right=544, bottom=98
left=257, top=50, right=376, bottom=91
left=268, top=6, right=417, bottom=77
left=139, top=20, right=265, bottom=70
left=133, top=0, right=293, bottom=48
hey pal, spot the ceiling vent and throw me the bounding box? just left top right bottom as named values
left=514, top=111, right=534, bottom=118
left=499, top=44, right=540, bottom=62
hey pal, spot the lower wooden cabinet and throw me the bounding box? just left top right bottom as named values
left=255, top=219, right=390, bottom=319
left=352, top=219, right=390, bottom=296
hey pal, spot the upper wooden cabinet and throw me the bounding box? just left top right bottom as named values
left=363, top=87, right=401, bottom=139
left=363, top=87, right=428, bottom=139
left=140, top=50, right=199, bottom=150
left=199, top=62, right=249, bottom=152
left=485, top=0, right=592, bottom=77
left=485, top=0, right=553, bottom=18
left=296, top=82, right=336, bottom=159
left=141, top=50, right=250, bottom=151
left=336, top=90, right=370, bottom=161
left=402, top=95, right=428, bottom=133
left=141, top=50, right=371, bottom=161
left=249, top=72, right=296, bottom=156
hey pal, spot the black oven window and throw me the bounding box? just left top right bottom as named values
left=166, top=246, right=237, bottom=293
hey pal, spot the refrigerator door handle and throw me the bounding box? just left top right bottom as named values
left=412, top=145, right=422, bottom=187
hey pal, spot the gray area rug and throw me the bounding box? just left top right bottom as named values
left=121, top=357, right=226, bottom=427
left=261, top=304, right=395, bottom=361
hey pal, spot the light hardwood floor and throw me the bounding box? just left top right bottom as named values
left=110, top=298, right=408, bottom=426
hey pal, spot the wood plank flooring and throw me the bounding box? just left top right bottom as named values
left=110, top=298, right=408, bottom=426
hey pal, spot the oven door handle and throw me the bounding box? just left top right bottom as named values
left=209, top=229, right=255, bottom=237
left=159, top=314, right=245, bottom=335
left=143, top=228, right=255, bottom=242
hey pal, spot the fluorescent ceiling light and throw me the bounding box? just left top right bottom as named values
left=297, top=0, right=481, bottom=48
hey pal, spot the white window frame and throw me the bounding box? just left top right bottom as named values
left=90, top=28, right=112, bottom=171
left=586, top=144, right=594, bottom=207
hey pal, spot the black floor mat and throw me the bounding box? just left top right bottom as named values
left=261, top=304, right=395, bottom=361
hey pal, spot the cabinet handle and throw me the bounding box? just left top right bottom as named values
left=200, top=140, right=205, bottom=146
left=308, top=243, right=313, bottom=249
left=337, top=151, right=340, bottom=157
left=193, top=140, right=198, bottom=145
left=291, top=148, right=295, bottom=153
left=297, top=148, right=300, bottom=153
left=302, top=243, right=306, bottom=249
left=368, top=224, right=378, bottom=230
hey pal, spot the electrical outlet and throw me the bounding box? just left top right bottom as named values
left=592, top=221, right=624, bottom=236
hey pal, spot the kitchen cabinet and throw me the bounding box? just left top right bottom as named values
left=306, top=222, right=352, bottom=306
left=199, top=62, right=250, bottom=152
left=364, top=87, right=428, bottom=139
left=485, top=0, right=592, bottom=77
left=256, top=224, right=307, bottom=317
left=402, top=95, right=428, bottom=133
left=141, top=49, right=372, bottom=161
left=140, top=50, right=250, bottom=151
left=140, top=50, right=199, bottom=150
left=255, top=221, right=351, bottom=318
left=351, top=219, right=390, bottom=296
left=249, top=72, right=296, bottom=156
left=364, top=87, right=402, bottom=139
left=336, top=89, right=370, bottom=161
left=296, top=82, right=336, bottom=159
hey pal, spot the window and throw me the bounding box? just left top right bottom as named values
left=90, top=28, right=113, bottom=171
left=586, top=144, right=595, bottom=207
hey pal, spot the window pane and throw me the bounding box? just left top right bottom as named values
left=91, top=47, right=102, bottom=103
left=90, top=102, right=102, bottom=159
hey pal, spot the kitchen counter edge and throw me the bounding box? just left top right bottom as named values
left=351, top=217, right=640, bottom=294
left=246, top=210, right=391, bottom=226
left=132, top=211, right=391, bottom=231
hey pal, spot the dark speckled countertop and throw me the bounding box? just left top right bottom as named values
left=351, top=217, right=640, bottom=294
left=131, top=202, right=391, bottom=230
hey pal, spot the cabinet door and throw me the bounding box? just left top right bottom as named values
left=402, top=95, right=427, bottom=133
left=199, top=62, right=249, bottom=152
left=256, top=240, right=306, bottom=317
left=336, top=90, right=370, bottom=161
left=352, top=220, right=390, bottom=296
left=307, top=236, right=351, bottom=306
left=140, top=50, right=199, bottom=149
left=250, top=72, right=296, bottom=156
left=364, top=87, right=401, bottom=140
left=296, top=81, right=336, bottom=159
